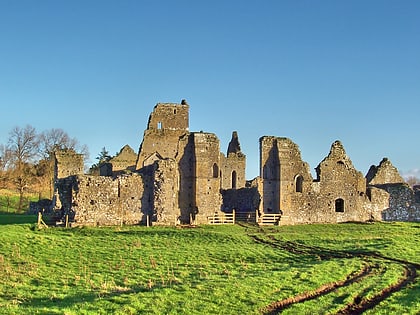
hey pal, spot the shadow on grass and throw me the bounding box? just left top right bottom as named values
left=0, top=212, right=37, bottom=225
left=18, top=282, right=162, bottom=312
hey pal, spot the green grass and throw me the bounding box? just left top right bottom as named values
left=0, top=190, right=40, bottom=213
left=0, top=220, right=418, bottom=314
left=0, top=214, right=37, bottom=225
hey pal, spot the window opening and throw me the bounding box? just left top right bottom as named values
left=212, top=163, right=219, bottom=178
left=232, top=171, right=237, bottom=189
left=295, top=175, right=303, bottom=193
left=335, top=198, right=344, bottom=212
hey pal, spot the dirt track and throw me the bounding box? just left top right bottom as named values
left=242, top=225, right=419, bottom=314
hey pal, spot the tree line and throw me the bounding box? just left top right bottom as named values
left=0, top=125, right=88, bottom=212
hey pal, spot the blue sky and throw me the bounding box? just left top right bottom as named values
left=1, top=1, right=419, bottom=180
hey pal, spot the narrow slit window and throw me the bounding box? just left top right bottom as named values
left=295, top=175, right=303, bottom=193
left=232, top=171, right=237, bottom=189
left=212, top=163, right=219, bottom=178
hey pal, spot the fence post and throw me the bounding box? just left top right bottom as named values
left=37, top=212, right=48, bottom=229
left=233, top=210, right=235, bottom=224
left=147, top=215, right=150, bottom=227
left=65, top=214, right=69, bottom=228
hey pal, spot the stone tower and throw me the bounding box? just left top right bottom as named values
left=135, top=102, right=189, bottom=170
left=191, top=132, right=222, bottom=223
left=221, top=131, right=246, bottom=190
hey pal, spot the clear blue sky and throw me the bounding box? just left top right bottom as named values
left=1, top=0, right=419, bottom=180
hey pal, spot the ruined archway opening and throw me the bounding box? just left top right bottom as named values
left=335, top=198, right=344, bottom=212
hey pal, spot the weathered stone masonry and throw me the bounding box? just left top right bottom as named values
left=51, top=101, right=420, bottom=226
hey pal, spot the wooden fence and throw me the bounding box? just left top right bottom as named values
left=207, top=211, right=235, bottom=224
left=235, top=211, right=257, bottom=223
left=257, top=213, right=282, bottom=226
left=207, top=210, right=285, bottom=226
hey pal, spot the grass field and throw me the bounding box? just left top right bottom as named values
left=0, top=215, right=418, bottom=314
left=0, top=189, right=41, bottom=214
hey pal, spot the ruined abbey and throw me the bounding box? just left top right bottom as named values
left=50, top=101, right=420, bottom=226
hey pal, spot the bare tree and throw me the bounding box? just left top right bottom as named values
left=406, top=176, right=419, bottom=188
left=38, top=128, right=90, bottom=196
left=7, top=125, right=39, bottom=165
left=38, top=128, right=79, bottom=158
left=38, top=128, right=89, bottom=162
left=0, top=144, right=8, bottom=171
left=0, top=144, right=8, bottom=189
left=6, top=125, right=40, bottom=211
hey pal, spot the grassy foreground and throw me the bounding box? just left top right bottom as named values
left=0, top=217, right=418, bottom=314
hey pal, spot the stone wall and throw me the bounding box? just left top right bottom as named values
left=153, top=158, right=180, bottom=225
left=366, top=158, right=405, bottom=185
left=135, top=103, right=189, bottom=170
left=367, top=158, right=420, bottom=221
left=53, top=149, right=84, bottom=179
left=365, top=186, right=390, bottom=221
left=55, top=174, right=145, bottom=226
left=220, top=131, right=246, bottom=190
left=51, top=101, right=419, bottom=226
left=379, top=184, right=420, bottom=221
left=192, top=132, right=222, bottom=223
left=109, top=145, right=137, bottom=173
left=177, top=133, right=195, bottom=223
left=259, top=138, right=374, bottom=224
left=28, top=199, right=53, bottom=215
left=221, top=186, right=260, bottom=213
left=259, top=136, right=281, bottom=213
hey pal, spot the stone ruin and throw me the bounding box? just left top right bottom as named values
left=50, top=101, right=420, bottom=226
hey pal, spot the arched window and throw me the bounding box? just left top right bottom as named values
left=157, top=121, right=162, bottom=129
left=295, top=175, right=303, bottom=193
left=212, top=163, right=219, bottom=178
left=335, top=198, right=344, bottom=212
left=232, top=171, right=237, bottom=189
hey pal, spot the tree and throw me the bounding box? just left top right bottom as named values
left=0, top=144, right=12, bottom=173
left=38, top=128, right=78, bottom=159
left=1, top=125, right=90, bottom=211
left=38, top=128, right=89, bottom=164
left=97, top=147, right=112, bottom=163
left=6, top=125, right=39, bottom=211
left=0, top=144, right=11, bottom=189
left=406, top=176, right=419, bottom=188
left=88, top=147, right=112, bottom=175
left=38, top=128, right=90, bottom=197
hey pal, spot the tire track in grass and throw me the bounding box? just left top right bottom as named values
left=250, top=234, right=380, bottom=314
left=243, top=226, right=419, bottom=315
left=335, top=261, right=418, bottom=315
left=261, top=264, right=376, bottom=315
